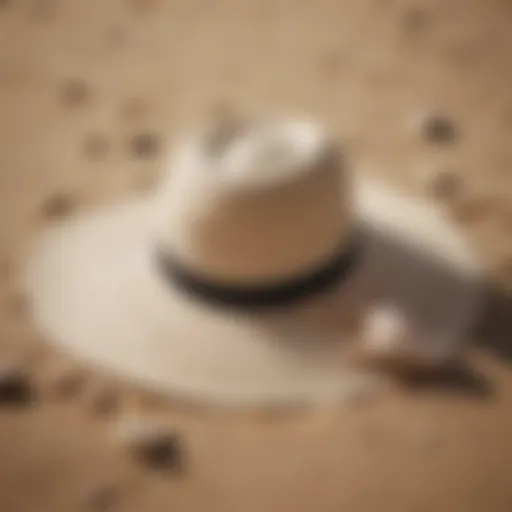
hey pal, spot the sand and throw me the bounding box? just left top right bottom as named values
left=1, top=0, right=512, bottom=511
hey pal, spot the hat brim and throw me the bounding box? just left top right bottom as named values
left=24, top=176, right=484, bottom=407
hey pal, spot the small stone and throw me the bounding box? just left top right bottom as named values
left=41, top=192, right=75, bottom=219
left=0, top=362, right=33, bottom=406
left=116, top=419, right=183, bottom=472
left=129, top=132, right=160, bottom=159
left=421, top=114, right=458, bottom=145
left=0, top=0, right=10, bottom=9
left=60, top=80, right=90, bottom=107
left=83, top=134, right=109, bottom=160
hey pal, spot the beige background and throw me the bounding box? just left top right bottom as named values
left=1, top=0, right=512, bottom=511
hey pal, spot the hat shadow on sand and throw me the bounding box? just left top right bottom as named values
left=349, top=221, right=504, bottom=401
left=389, top=282, right=511, bottom=400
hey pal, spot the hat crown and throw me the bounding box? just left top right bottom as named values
left=152, top=116, right=352, bottom=285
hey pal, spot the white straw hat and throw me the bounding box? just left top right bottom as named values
left=24, top=114, right=484, bottom=407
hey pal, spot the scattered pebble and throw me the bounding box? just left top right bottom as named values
left=0, top=361, right=34, bottom=406
left=129, top=132, right=160, bottom=159
left=115, top=419, right=184, bottom=472
left=421, top=114, right=458, bottom=145
left=60, top=80, right=90, bottom=107
left=83, top=133, right=110, bottom=160
left=41, top=192, right=75, bottom=219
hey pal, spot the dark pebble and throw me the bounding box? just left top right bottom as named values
left=0, top=0, right=9, bottom=9
left=60, top=80, right=90, bottom=107
left=41, top=192, right=75, bottom=219
left=421, top=115, right=458, bottom=145
left=0, top=364, right=33, bottom=406
left=139, top=433, right=182, bottom=471
left=120, top=421, right=184, bottom=472
left=129, top=132, right=160, bottom=159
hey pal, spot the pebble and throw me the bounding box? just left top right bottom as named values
left=0, top=361, right=34, bottom=406
left=115, top=419, right=183, bottom=472
left=41, top=192, right=75, bottom=219
left=129, top=132, right=160, bottom=159
left=60, top=80, right=90, bottom=107
left=421, top=114, right=458, bottom=145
